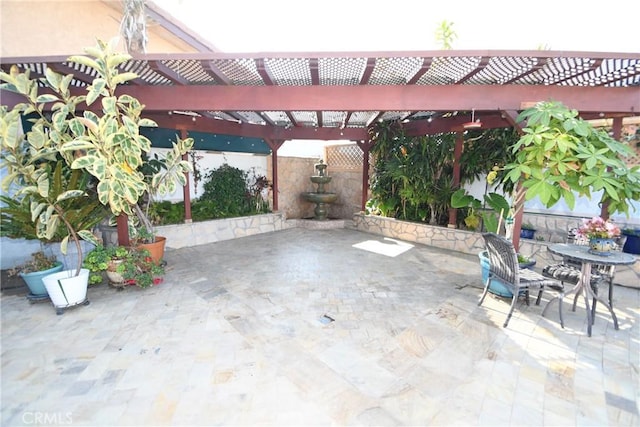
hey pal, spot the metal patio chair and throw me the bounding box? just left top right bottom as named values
left=479, top=232, right=562, bottom=328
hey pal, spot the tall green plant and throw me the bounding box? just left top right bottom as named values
left=1, top=39, right=193, bottom=274
left=368, top=121, right=516, bottom=226
left=369, top=121, right=452, bottom=223
left=503, top=101, right=640, bottom=217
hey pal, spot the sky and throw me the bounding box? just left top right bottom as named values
left=152, top=0, right=640, bottom=53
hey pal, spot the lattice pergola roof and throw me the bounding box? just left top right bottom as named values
left=1, top=50, right=639, bottom=141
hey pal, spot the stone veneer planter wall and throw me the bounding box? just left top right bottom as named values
left=156, top=212, right=288, bottom=249
left=352, top=212, right=565, bottom=267
left=351, top=213, right=639, bottom=286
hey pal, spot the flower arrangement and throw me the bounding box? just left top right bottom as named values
left=577, top=216, right=621, bottom=240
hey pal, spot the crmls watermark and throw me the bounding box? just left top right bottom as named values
left=22, top=411, right=73, bottom=425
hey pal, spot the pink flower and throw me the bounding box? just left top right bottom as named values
left=577, top=216, right=621, bottom=239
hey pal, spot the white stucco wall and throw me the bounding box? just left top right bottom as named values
left=464, top=175, right=640, bottom=228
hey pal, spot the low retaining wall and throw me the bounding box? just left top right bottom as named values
left=351, top=212, right=485, bottom=255
left=351, top=213, right=639, bottom=286
left=157, top=212, right=287, bottom=249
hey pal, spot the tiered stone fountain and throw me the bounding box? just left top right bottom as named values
left=301, top=160, right=338, bottom=221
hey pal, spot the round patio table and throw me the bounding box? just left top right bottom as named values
left=542, top=243, right=637, bottom=336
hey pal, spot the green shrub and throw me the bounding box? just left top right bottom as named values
left=146, top=164, right=271, bottom=225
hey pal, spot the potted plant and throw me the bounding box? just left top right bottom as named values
left=0, top=161, right=107, bottom=269
left=8, top=251, right=63, bottom=300
left=117, top=247, right=165, bottom=288
left=576, top=216, right=621, bottom=256
left=450, top=189, right=511, bottom=234
left=83, top=245, right=162, bottom=288
left=622, top=227, right=640, bottom=255
left=520, top=223, right=536, bottom=239
left=1, top=39, right=192, bottom=309
left=0, top=133, right=101, bottom=313
left=478, top=250, right=536, bottom=298
left=83, top=245, right=129, bottom=286
left=130, top=223, right=166, bottom=265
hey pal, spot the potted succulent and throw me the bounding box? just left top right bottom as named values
left=8, top=251, right=63, bottom=300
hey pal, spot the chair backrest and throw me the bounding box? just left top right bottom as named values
left=567, top=227, right=589, bottom=245
left=482, top=232, right=519, bottom=289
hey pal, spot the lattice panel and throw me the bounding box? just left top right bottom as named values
left=325, top=143, right=363, bottom=171
left=319, top=57, right=367, bottom=85
left=120, top=60, right=172, bottom=85
left=265, top=58, right=311, bottom=86
left=625, top=147, right=640, bottom=167
left=369, top=57, right=423, bottom=85
left=164, top=59, right=218, bottom=84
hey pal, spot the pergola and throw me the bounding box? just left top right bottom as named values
left=2, top=49, right=639, bottom=247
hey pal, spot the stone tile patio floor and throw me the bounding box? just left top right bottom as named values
left=1, top=228, right=638, bottom=426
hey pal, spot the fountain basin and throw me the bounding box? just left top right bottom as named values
left=310, top=176, right=333, bottom=185
left=302, top=192, right=338, bottom=204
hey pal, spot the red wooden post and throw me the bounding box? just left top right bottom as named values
left=448, top=131, right=464, bottom=227
left=181, top=129, right=192, bottom=223
left=264, top=139, right=284, bottom=211
left=117, top=213, right=129, bottom=247
left=356, top=139, right=373, bottom=211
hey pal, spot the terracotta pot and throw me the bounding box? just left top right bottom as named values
left=137, top=236, right=166, bottom=265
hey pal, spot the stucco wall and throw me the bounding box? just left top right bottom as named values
left=0, top=0, right=200, bottom=57
left=268, top=156, right=316, bottom=219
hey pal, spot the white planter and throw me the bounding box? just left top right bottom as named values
left=42, top=269, right=90, bottom=314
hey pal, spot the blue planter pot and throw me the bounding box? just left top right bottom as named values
left=520, top=228, right=536, bottom=239
left=588, top=237, right=615, bottom=256
left=622, top=230, right=640, bottom=255
left=479, top=251, right=513, bottom=297
left=19, top=262, right=64, bottom=297
left=479, top=251, right=535, bottom=298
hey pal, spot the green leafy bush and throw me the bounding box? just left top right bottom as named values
left=201, top=163, right=251, bottom=217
